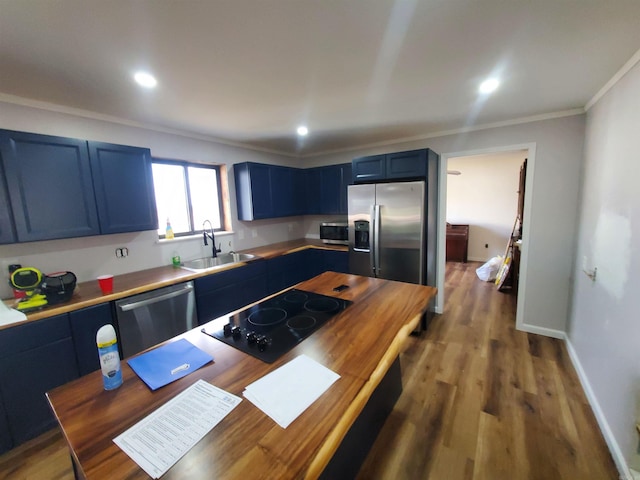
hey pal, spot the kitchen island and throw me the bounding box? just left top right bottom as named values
left=47, top=271, right=436, bottom=479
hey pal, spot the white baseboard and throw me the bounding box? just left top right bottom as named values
left=518, top=322, right=565, bottom=339
left=564, top=337, right=632, bottom=480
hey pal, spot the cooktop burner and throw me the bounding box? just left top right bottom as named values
left=201, top=289, right=352, bottom=363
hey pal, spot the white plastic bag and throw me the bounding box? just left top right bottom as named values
left=476, top=255, right=503, bottom=282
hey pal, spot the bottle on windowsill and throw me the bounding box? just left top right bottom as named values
left=165, top=218, right=174, bottom=240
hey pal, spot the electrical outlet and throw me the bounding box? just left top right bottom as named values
left=252, top=229, right=257, bottom=238
left=238, top=230, right=244, bottom=240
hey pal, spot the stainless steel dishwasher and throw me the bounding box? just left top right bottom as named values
left=115, top=281, right=196, bottom=358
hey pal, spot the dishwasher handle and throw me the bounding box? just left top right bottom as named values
left=118, top=284, right=194, bottom=312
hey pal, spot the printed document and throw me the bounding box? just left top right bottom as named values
left=113, top=380, right=241, bottom=479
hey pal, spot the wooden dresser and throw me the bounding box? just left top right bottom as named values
left=446, top=224, right=469, bottom=263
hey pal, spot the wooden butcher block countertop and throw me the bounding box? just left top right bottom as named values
left=47, top=271, right=436, bottom=480
left=2, top=239, right=347, bottom=327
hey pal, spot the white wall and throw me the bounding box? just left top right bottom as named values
left=0, top=101, right=306, bottom=299
left=307, top=114, right=586, bottom=337
left=568, top=59, right=640, bottom=476
left=447, top=151, right=525, bottom=262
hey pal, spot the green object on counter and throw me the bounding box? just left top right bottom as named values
left=172, top=255, right=181, bottom=267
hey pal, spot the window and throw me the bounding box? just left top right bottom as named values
left=152, top=160, right=225, bottom=238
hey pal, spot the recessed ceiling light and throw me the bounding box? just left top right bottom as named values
left=479, top=78, right=500, bottom=94
left=297, top=126, right=309, bottom=136
left=134, top=72, right=157, bottom=88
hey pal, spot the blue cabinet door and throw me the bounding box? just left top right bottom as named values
left=0, top=155, right=16, bottom=244
left=70, top=303, right=115, bottom=376
left=339, top=163, right=352, bottom=215
left=266, top=249, right=319, bottom=294
left=271, top=166, right=294, bottom=217
left=292, top=168, right=307, bottom=216
left=320, top=165, right=341, bottom=214
left=352, top=154, right=386, bottom=182
left=0, top=130, right=100, bottom=242
left=323, top=250, right=349, bottom=273
left=305, top=168, right=322, bottom=215
left=386, top=149, right=427, bottom=179
left=0, top=395, right=11, bottom=454
left=195, top=262, right=268, bottom=324
left=89, top=142, right=158, bottom=234
left=0, top=313, right=79, bottom=446
left=234, top=162, right=274, bottom=220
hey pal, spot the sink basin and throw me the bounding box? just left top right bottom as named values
left=181, top=253, right=257, bottom=272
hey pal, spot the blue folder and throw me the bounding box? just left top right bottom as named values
left=127, top=339, right=214, bottom=390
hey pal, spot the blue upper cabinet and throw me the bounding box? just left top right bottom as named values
left=0, top=130, right=100, bottom=242
left=89, top=142, right=158, bottom=234
left=339, top=163, right=352, bottom=214
left=352, top=149, right=432, bottom=183
left=320, top=165, right=341, bottom=214
left=352, top=154, right=386, bottom=182
left=386, top=149, right=427, bottom=179
left=235, top=162, right=307, bottom=220
left=304, top=163, right=352, bottom=216
left=0, top=152, right=16, bottom=244
left=235, top=162, right=273, bottom=220
left=305, top=167, right=322, bottom=215
left=271, top=165, right=295, bottom=217
left=292, top=168, right=307, bottom=216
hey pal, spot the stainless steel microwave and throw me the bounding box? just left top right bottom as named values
left=320, top=222, right=348, bottom=245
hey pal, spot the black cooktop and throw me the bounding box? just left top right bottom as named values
left=201, top=289, right=352, bottom=363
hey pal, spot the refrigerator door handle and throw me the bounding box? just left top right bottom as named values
left=373, top=204, right=381, bottom=276
left=369, top=205, right=376, bottom=275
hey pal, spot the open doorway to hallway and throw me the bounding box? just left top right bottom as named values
left=437, top=145, right=535, bottom=332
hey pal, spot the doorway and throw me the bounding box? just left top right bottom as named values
left=435, top=143, right=536, bottom=333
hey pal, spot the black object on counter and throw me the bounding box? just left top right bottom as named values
left=41, top=271, right=77, bottom=305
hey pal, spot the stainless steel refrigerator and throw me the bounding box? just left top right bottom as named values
left=348, top=181, right=436, bottom=288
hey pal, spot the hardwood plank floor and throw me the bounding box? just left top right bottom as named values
left=356, top=262, right=618, bottom=480
left=0, top=262, right=618, bottom=479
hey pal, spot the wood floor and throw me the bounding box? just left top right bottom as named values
left=0, top=262, right=618, bottom=479
left=357, top=262, right=618, bottom=480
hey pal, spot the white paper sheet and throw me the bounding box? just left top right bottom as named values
left=243, top=354, right=340, bottom=428
left=113, top=380, right=241, bottom=479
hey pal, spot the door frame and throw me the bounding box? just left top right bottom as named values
left=435, top=142, right=536, bottom=334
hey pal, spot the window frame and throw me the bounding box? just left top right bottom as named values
left=152, top=158, right=226, bottom=238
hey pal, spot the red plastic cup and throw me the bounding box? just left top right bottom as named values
left=97, top=275, right=114, bottom=295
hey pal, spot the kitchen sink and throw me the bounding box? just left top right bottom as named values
left=181, top=253, right=257, bottom=272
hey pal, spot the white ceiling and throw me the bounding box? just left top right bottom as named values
left=1, top=1, right=639, bottom=157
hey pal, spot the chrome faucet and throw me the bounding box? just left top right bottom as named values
left=202, top=220, right=221, bottom=258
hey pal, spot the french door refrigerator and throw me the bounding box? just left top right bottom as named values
left=348, top=181, right=429, bottom=285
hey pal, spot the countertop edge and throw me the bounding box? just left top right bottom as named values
left=304, top=311, right=423, bottom=479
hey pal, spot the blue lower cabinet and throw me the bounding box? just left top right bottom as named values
left=266, top=249, right=324, bottom=294
left=0, top=313, right=80, bottom=447
left=307, top=248, right=325, bottom=278
left=196, top=282, right=244, bottom=323
left=195, top=262, right=268, bottom=325
left=70, top=303, right=116, bottom=376
left=323, top=250, right=349, bottom=273
left=0, top=396, right=11, bottom=454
